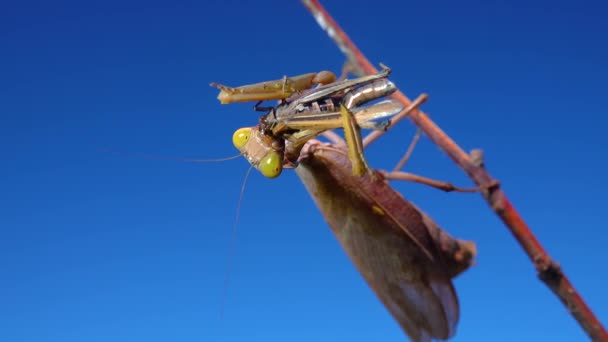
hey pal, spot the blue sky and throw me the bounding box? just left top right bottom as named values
left=1, top=0, right=607, bottom=341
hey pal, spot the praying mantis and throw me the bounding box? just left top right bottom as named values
left=296, top=137, right=476, bottom=342
left=210, top=66, right=477, bottom=341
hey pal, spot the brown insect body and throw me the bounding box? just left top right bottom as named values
left=296, top=140, right=475, bottom=342
left=214, top=65, right=476, bottom=341
left=228, top=67, right=403, bottom=178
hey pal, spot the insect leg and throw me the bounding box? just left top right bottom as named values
left=380, top=170, right=499, bottom=193
left=339, top=104, right=371, bottom=177
left=253, top=100, right=276, bottom=113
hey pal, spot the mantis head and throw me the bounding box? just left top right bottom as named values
left=232, top=127, right=284, bottom=178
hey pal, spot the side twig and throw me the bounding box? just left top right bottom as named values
left=301, top=0, right=607, bottom=340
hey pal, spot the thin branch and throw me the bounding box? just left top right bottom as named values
left=301, top=0, right=608, bottom=341
left=393, top=128, right=422, bottom=172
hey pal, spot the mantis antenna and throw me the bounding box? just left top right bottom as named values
left=219, top=165, right=254, bottom=320
left=100, top=147, right=244, bottom=163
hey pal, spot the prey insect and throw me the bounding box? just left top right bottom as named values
left=212, top=65, right=402, bottom=178
left=210, top=70, right=336, bottom=104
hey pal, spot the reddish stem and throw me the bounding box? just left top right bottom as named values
left=301, top=0, right=607, bottom=340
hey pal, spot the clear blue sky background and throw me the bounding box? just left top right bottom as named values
left=2, top=0, right=607, bottom=341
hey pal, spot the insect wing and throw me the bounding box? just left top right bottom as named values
left=295, top=143, right=466, bottom=341
left=280, top=99, right=403, bottom=130
left=276, top=66, right=392, bottom=119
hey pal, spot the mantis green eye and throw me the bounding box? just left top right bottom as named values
left=232, top=127, right=251, bottom=150
left=259, top=151, right=282, bottom=178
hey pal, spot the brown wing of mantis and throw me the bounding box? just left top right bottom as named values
left=295, top=140, right=476, bottom=342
